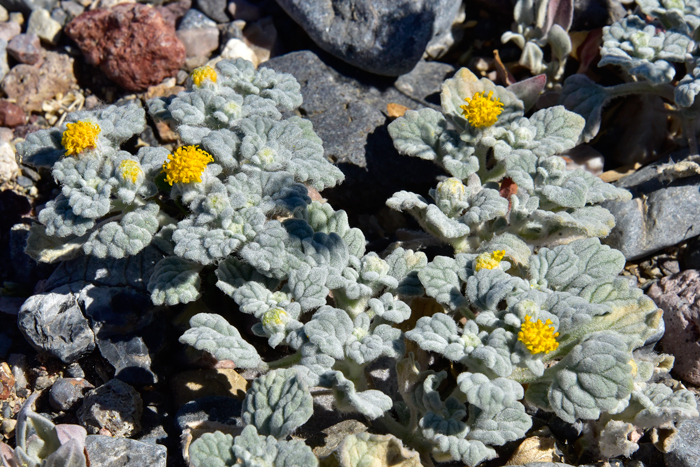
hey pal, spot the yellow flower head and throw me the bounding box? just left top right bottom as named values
left=62, top=121, right=101, bottom=156
left=119, top=159, right=142, bottom=184
left=191, top=66, right=217, bottom=87
left=437, top=178, right=466, bottom=199
left=460, top=90, right=504, bottom=128
left=262, top=307, right=289, bottom=333
left=474, top=250, right=506, bottom=272
left=518, top=315, right=559, bottom=354
left=162, top=145, right=214, bottom=185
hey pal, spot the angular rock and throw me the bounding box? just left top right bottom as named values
left=85, top=435, right=166, bottom=467
left=648, top=270, right=700, bottom=386
left=17, top=282, right=96, bottom=363
left=26, top=7, right=61, bottom=44
left=50, top=6, right=66, bottom=25
left=665, top=418, right=700, bottom=467
left=59, top=0, right=83, bottom=21
left=0, top=99, right=26, bottom=127
left=64, top=3, right=185, bottom=91
left=218, top=20, right=243, bottom=44
left=0, top=5, right=7, bottom=20
left=0, top=20, right=21, bottom=42
left=602, top=156, right=700, bottom=260
left=155, top=0, right=190, bottom=29
left=7, top=33, right=43, bottom=64
left=1, top=50, right=77, bottom=113
left=0, top=0, right=57, bottom=15
left=78, top=379, right=143, bottom=437
left=274, top=0, right=462, bottom=76
left=194, top=0, right=226, bottom=23
left=176, top=26, right=218, bottom=58
left=242, top=17, right=276, bottom=64
left=49, top=377, right=94, bottom=411
left=219, top=37, right=257, bottom=64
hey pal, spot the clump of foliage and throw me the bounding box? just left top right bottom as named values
left=19, top=58, right=697, bottom=466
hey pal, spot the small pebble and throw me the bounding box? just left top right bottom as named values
left=0, top=5, right=8, bottom=22
left=0, top=100, right=25, bottom=128
left=34, top=375, right=53, bottom=391
left=49, top=377, right=94, bottom=411
left=16, top=175, right=32, bottom=187
left=20, top=166, right=40, bottom=182
left=50, top=7, right=67, bottom=26
left=7, top=34, right=44, bottom=65
left=60, top=0, right=84, bottom=21
left=8, top=354, right=28, bottom=391
left=178, top=8, right=217, bottom=30
left=0, top=419, right=16, bottom=439
left=0, top=21, right=21, bottom=43
left=27, top=8, right=62, bottom=45
left=78, top=379, right=143, bottom=437
left=9, top=12, right=24, bottom=27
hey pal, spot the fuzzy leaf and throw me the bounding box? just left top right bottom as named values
left=83, top=203, right=160, bottom=259
left=418, top=256, right=468, bottom=310
left=147, top=256, right=203, bottom=306
left=328, top=371, right=393, bottom=419
left=335, top=433, right=421, bottom=467
left=232, top=425, right=318, bottom=467
left=388, top=108, right=447, bottom=161
left=242, top=368, right=313, bottom=438
left=189, top=431, right=235, bottom=467
left=304, top=306, right=353, bottom=360
left=559, top=74, right=611, bottom=143
left=180, top=313, right=264, bottom=369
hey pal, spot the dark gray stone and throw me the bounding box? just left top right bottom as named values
left=602, top=156, right=700, bottom=261
left=17, top=282, right=96, bottom=363
left=9, top=224, right=55, bottom=290
left=177, top=8, right=217, bottom=30
left=0, top=0, right=56, bottom=15
left=49, top=377, right=94, bottom=411
left=0, top=333, right=10, bottom=359
left=274, top=0, right=461, bottom=76
left=666, top=418, right=700, bottom=467
left=59, top=0, right=83, bottom=22
left=78, top=379, right=143, bottom=437
left=15, top=175, right=32, bottom=187
left=218, top=20, right=244, bottom=46
left=66, top=362, right=85, bottom=379
left=85, top=435, right=166, bottom=467
left=195, top=0, right=227, bottom=23
left=79, top=284, right=160, bottom=385
left=0, top=296, right=25, bottom=315
left=572, top=0, right=626, bottom=31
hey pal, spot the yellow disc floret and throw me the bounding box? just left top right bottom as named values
left=474, top=250, right=506, bottom=272
left=119, top=160, right=142, bottom=184
left=460, top=90, right=504, bottom=128
left=191, top=66, right=217, bottom=87
left=518, top=315, right=559, bottom=354
left=162, top=145, right=214, bottom=185
left=62, top=121, right=100, bottom=156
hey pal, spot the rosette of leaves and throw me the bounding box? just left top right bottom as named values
left=16, top=103, right=171, bottom=264
left=400, top=236, right=695, bottom=463
left=501, top=0, right=574, bottom=81
left=0, top=394, right=89, bottom=467
left=387, top=68, right=631, bottom=254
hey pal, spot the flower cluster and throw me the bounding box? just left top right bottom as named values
left=62, top=121, right=100, bottom=156
left=460, top=90, right=504, bottom=128
left=518, top=315, right=560, bottom=354
left=162, top=146, right=214, bottom=185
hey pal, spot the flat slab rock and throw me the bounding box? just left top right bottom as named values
left=602, top=155, right=700, bottom=260
left=274, top=0, right=461, bottom=76
left=85, top=435, right=166, bottom=467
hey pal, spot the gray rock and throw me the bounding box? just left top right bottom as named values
left=177, top=8, right=217, bottom=29
left=66, top=362, right=85, bottom=378
left=218, top=20, right=243, bottom=46
left=49, top=6, right=65, bottom=25
left=0, top=20, right=21, bottom=42
left=665, top=418, right=700, bottom=467
left=78, top=379, right=143, bottom=437
left=194, top=0, right=227, bottom=23
left=15, top=175, right=32, bottom=187
left=648, top=270, right=700, bottom=386
left=78, top=284, right=160, bottom=385
left=17, top=282, right=96, bottom=363
left=0, top=0, right=57, bottom=16
left=59, top=0, right=82, bottom=21
left=85, top=435, right=166, bottom=467
left=49, top=377, right=94, bottom=411
left=274, top=0, right=461, bottom=76
left=8, top=353, right=28, bottom=391
left=602, top=156, right=700, bottom=261
left=176, top=26, right=219, bottom=58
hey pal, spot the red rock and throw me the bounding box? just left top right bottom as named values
left=0, top=100, right=26, bottom=128
left=64, top=3, right=186, bottom=92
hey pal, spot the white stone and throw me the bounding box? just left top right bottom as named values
left=0, top=142, right=19, bottom=183
left=27, top=9, right=62, bottom=45
left=220, top=38, right=258, bottom=66
left=0, top=5, right=9, bottom=22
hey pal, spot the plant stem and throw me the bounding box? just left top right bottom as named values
left=266, top=351, right=302, bottom=370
